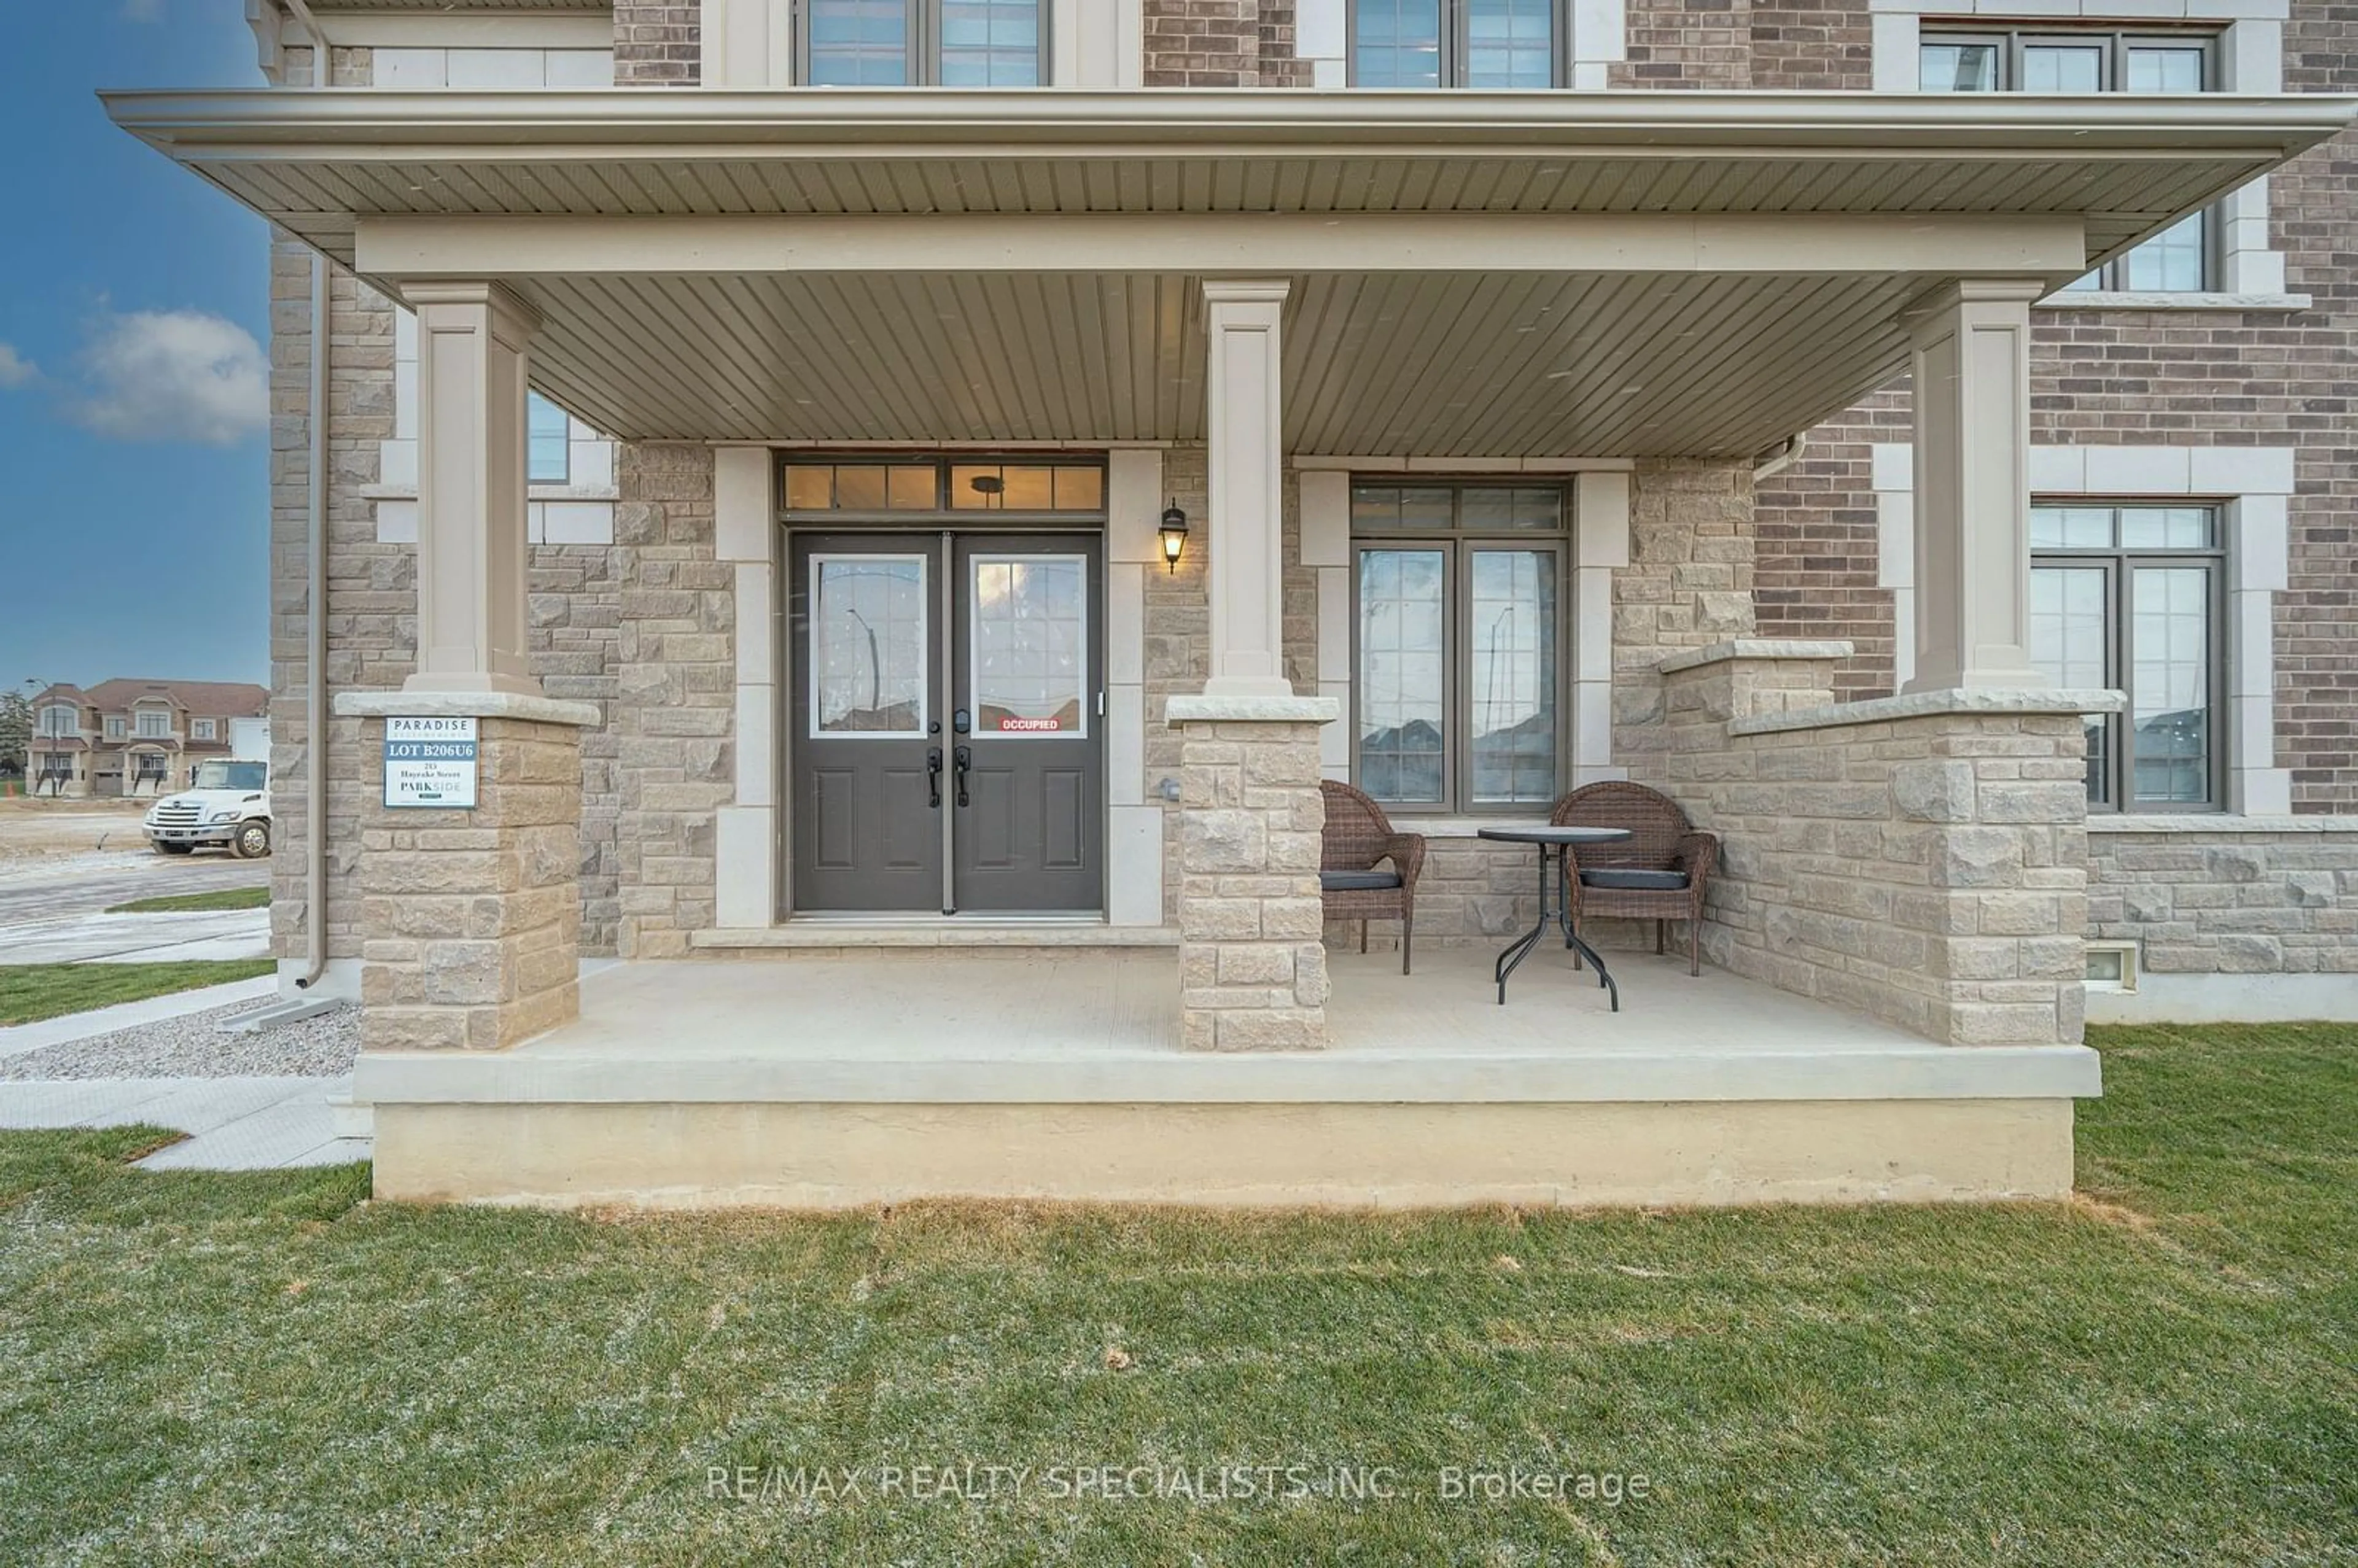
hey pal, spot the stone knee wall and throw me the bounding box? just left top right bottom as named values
left=1613, top=461, right=1758, bottom=777
left=2088, top=825, right=2358, bottom=976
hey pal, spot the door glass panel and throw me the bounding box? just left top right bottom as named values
left=1052, top=467, right=1104, bottom=510
left=2031, top=565, right=2113, bottom=805
left=1469, top=549, right=1557, bottom=805
left=887, top=465, right=938, bottom=508
left=833, top=465, right=892, bottom=510
left=784, top=465, right=834, bottom=511
left=970, top=555, right=1088, bottom=737
left=1354, top=0, right=1442, bottom=87
left=1358, top=549, right=1447, bottom=803
left=2132, top=566, right=2212, bottom=804
left=810, top=554, right=928, bottom=737
left=1920, top=41, right=1998, bottom=91
left=807, top=0, right=908, bottom=84
left=938, top=0, right=1041, bottom=85
left=2021, top=44, right=2104, bottom=91
left=1466, top=0, right=1554, bottom=88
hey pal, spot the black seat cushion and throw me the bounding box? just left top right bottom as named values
left=1321, top=869, right=1404, bottom=892
left=1578, top=867, right=1691, bottom=891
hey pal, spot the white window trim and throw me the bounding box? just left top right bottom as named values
left=1874, top=440, right=2294, bottom=816
left=1294, top=0, right=1626, bottom=90
left=193, top=719, right=217, bottom=740
left=1874, top=1, right=2297, bottom=304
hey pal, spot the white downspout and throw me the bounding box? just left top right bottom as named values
left=294, top=252, right=330, bottom=992
left=1752, top=431, right=1807, bottom=484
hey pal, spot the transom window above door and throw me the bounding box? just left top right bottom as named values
left=1351, top=0, right=1560, bottom=88
left=1920, top=27, right=2218, bottom=291
left=801, top=0, right=1043, bottom=85
left=780, top=458, right=1104, bottom=514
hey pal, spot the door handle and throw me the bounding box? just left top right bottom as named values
left=953, top=745, right=972, bottom=808
left=926, top=747, right=944, bottom=809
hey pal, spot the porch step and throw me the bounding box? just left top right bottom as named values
left=689, top=922, right=1181, bottom=952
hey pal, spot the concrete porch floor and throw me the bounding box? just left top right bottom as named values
left=355, top=946, right=2100, bottom=1210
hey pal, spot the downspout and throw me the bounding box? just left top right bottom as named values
left=294, top=252, right=329, bottom=992
left=1751, top=431, right=1807, bottom=484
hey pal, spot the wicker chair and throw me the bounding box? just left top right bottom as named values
left=1549, top=782, right=1718, bottom=976
left=1319, top=780, right=1426, bottom=974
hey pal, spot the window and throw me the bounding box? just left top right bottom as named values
left=1352, top=481, right=1567, bottom=812
left=193, top=718, right=216, bottom=741
left=1920, top=28, right=2216, bottom=290
left=135, top=709, right=171, bottom=740
left=2029, top=502, right=2222, bottom=811
left=38, top=705, right=77, bottom=739
left=527, top=392, right=571, bottom=486
left=1351, top=0, right=1558, bottom=88
left=779, top=458, right=1105, bottom=514
left=802, top=0, right=1042, bottom=86
left=105, top=717, right=126, bottom=741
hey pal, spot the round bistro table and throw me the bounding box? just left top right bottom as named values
left=1476, top=825, right=1635, bottom=1011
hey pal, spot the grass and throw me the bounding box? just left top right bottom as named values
left=103, top=886, right=272, bottom=915
left=0, top=1025, right=2351, bottom=1566
left=0, top=960, right=277, bottom=1027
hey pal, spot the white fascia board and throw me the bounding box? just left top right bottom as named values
left=302, top=14, right=618, bottom=49
left=356, top=211, right=2091, bottom=278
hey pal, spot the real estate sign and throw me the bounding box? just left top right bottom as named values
left=383, top=716, right=480, bottom=809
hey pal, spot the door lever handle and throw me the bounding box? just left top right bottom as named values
left=952, top=745, right=972, bottom=808
left=926, top=746, right=944, bottom=809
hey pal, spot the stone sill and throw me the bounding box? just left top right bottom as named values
left=2085, top=813, right=2358, bottom=834
left=1658, top=638, right=1856, bottom=675
left=1167, top=694, right=1341, bottom=724
left=334, top=689, right=603, bottom=726
left=360, top=483, right=621, bottom=503
left=355, top=1042, right=2103, bottom=1108
left=1729, top=687, right=2126, bottom=737
left=2036, top=292, right=2311, bottom=313
left=691, top=922, right=1181, bottom=950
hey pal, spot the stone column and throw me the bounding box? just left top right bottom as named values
left=1168, top=694, right=1339, bottom=1050
left=338, top=694, right=601, bottom=1052
left=1202, top=279, right=1292, bottom=699
left=403, top=280, right=540, bottom=698
left=1903, top=279, right=2049, bottom=695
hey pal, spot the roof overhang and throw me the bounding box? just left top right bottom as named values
left=106, top=89, right=2356, bottom=456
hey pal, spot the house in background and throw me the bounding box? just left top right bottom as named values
left=26, top=680, right=269, bottom=798
left=98, top=0, right=2358, bottom=1210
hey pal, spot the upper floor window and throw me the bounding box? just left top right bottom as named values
left=38, top=705, right=79, bottom=739
left=527, top=392, right=571, bottom=486
left=2029, top=502, right=2222, bottom=811
left=106, top=717, right=126, bottom=741
left=135, top=709, right=171, bottom=740
left=1352, top=481, right=1568, bottom=812
left=803, top=0, right=1042, bottom=87
left=193, top=718, right=217, bottom=741
left=1351, top=0, right=1558, bottom=88
left=1921, top=28, right=2216, bottom=291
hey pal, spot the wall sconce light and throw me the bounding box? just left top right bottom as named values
left=1158, top=501, right=1189, bottom=573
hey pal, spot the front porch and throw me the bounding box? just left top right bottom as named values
left=356, top=945, right=2096, bottom=1208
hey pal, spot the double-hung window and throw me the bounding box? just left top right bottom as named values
left=105, top=717, right=126, bottom=741
left=1920, top=28, right=2216, bottom=290
left=802, top=0, right=1043, bottom=86
left=1350, top=0, right=1559, bottom=88
left=1352, top=482, right=1568, bottom=813
left=527, top=392, right=571, bottom=487
left=134, top=708, right=171, bottom=740
left=2029, top=503, right=2223, bottom=811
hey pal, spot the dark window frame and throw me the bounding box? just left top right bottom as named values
left=1348, top=478, right=1573, bottom=816
left=794, top=0, right=1049, bottom=87
left=1345, top=0, right=1566, bottom=89
left=1919, top=25, right=2222, bottom=291
left=2030, top=499, right=2227, bottom=813
left=774, top=454, right=1107, bottom=524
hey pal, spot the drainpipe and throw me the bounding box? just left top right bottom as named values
left=294, top=252, right=330, bottom=992
left=1751, top=431, right=1807, bottom=484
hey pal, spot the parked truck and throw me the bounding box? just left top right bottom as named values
left=142, top=758, right=271, bottom=858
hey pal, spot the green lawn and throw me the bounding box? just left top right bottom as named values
left=103, top=885, right=272, bottom=915
left=0, top=1025, right=2351, bottom=1566
left=0, top=961, right=278, bottom=1027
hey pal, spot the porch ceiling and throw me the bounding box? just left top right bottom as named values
left=106, top=88, right=2355, bottom=456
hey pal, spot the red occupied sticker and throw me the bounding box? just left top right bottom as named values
left=998, top=717, right=1064, bottom=732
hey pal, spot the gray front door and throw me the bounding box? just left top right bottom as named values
left=791, top=530, right=1102, bottom=915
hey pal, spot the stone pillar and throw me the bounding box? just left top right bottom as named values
left=1202, top=279, right=1292, bottom=699
left=1168, top=694, right=1339, bottom=1050
left=339, top=694, right=602, bottom=1052
left=403, top=280, right=541, bottom=698
left=1904, top=279, right=2049, bottom=695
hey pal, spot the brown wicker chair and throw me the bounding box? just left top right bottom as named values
left=1549, top=782, right=1718, bottom=976
left=1319, top=780, right=1426, bottom=974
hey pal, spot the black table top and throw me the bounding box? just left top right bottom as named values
left=1474, top=825, right=1635, bottom=845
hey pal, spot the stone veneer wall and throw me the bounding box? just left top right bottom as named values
left=2088, top=826, right=2358, bottom=976
left=1613, top=461, right=1757, bottom=778
left=1640, top=652, right=2093, bottom=1046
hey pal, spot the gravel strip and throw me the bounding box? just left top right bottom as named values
left=0, top=999, right=359, bottom=1081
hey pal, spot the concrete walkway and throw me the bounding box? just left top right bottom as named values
left=0, top=1076, right=367, bottom=1170
left=0, top=908, right=272, bottom=966
left=0, top=975, right=280, bottom=1058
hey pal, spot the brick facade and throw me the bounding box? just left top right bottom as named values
left=613, top=2, right=700, bottom=85
left=1143, top=0, right=1305, bottom=86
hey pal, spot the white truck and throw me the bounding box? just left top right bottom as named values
left=142, top=758, right=273, bottom=859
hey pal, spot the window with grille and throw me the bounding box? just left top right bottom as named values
left=1350, top=0, right=1560, bottom=88
left=802, top=0, right=1042, bottom=85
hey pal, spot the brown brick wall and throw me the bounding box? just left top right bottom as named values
left=1748, top=0, right=1872, bottom=91
left=614, top=1, right=699, bottom=85
left=1143, top=0, right=1304, bottom=86
left=1613, top=0, right=1751, bottom=88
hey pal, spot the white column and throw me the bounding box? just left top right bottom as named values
left=699, top=0, right=792, bottom=87
left=404, top=281, right=541, bottom=697
left=1903, top=279, right=2049, bottom=694
left=1202, top=279, right=1292, bottom=699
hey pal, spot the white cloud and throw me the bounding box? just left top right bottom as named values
left=0, top=344, right=34, bottom=389
left=70, top=310, right=268, bottom=446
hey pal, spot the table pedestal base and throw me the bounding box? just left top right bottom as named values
left=1493, top=842, right=1620, bottom=1009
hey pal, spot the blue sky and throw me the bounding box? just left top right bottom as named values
left=0, top=2, right=270, bottom=695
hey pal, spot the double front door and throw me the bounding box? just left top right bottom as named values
left=791, top=532, right=1103, bottom=914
